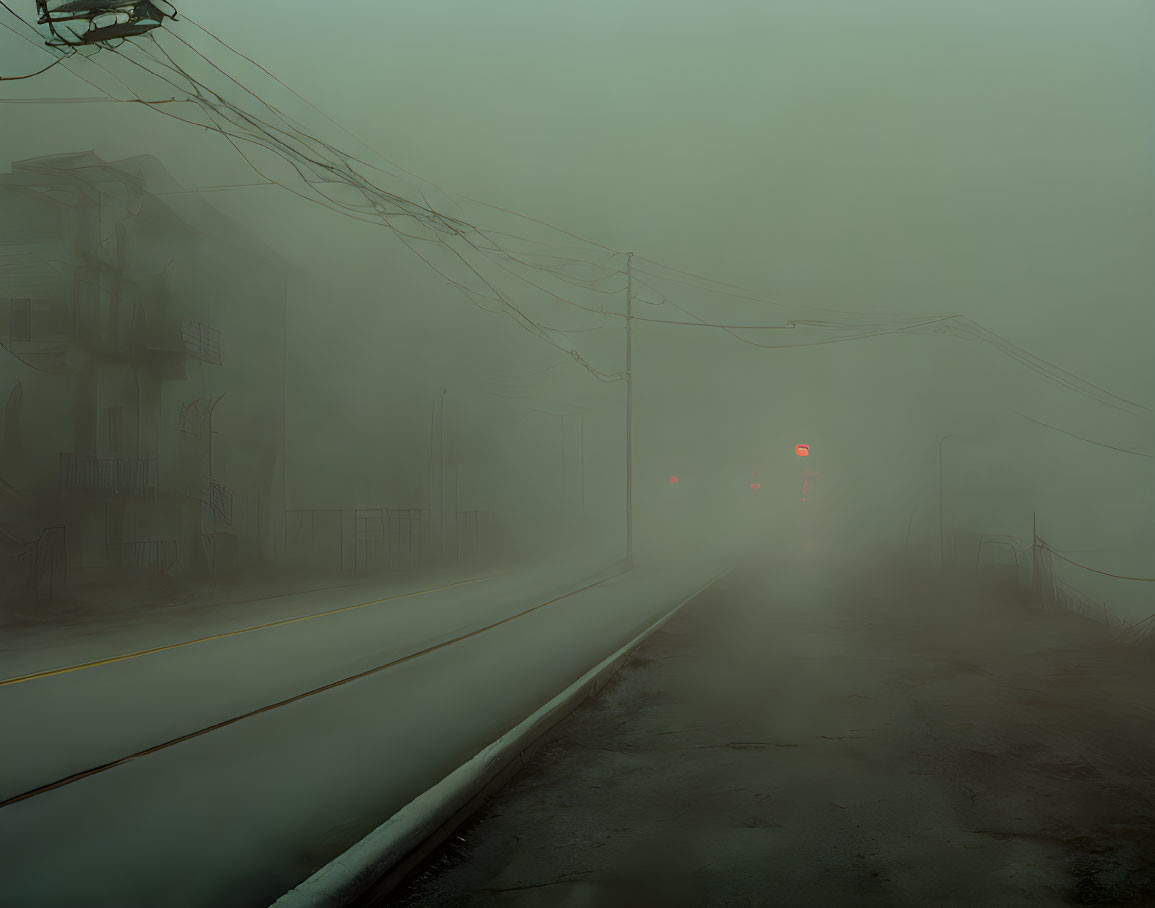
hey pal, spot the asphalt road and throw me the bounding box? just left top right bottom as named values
left=390, top=554, right=1155, bottom=907
left=0, top=552, right=725, bottom=908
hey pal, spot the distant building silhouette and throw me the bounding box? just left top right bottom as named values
left=0, top=150, right=288, bottom=592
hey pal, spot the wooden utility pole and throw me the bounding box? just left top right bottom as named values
left=625, top=252, right=634, bottom=568
left=440, top=387, right=447, bottom=564
left=938, top=433, right=955, bottom=566
left=578, top=413, right=585, bottom=522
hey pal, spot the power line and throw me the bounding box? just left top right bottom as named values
left=1015, top=411, right=1155, bottom=459
left=1, top=54, right=68, bottom=80
left=1040, top=540, right=1155, bottom=583
left=5, top=18, right=1149, bottom=419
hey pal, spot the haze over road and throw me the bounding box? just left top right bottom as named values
left=0, top=552, right=727, bottom=908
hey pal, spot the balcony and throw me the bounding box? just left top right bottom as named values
left=136, top=317, right=221, bottom=379
left=178, top=320, right=221, bottom=365
left=59, top=453, right=158, bottom=498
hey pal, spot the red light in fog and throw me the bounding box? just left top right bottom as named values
left=750, top=482, right=761, bottom=489
left=795, top=444, right=810, bottom=456
left=669, top=476, right=679, bottom=484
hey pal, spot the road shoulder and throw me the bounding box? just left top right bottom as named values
left=387, top=565, right=1155, bottom=907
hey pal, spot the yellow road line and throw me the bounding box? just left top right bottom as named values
left=0, top=576, right=493, bottom=688
left=0, top=570, right=624, bottom=810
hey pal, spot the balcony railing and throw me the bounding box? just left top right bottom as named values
left=178, top=320, right=221, bottom=365
left=7, top=525, right=67, bottom=600
left=108, top=539, right=177, bottom=574
left=208, top=477, right=233, bottom=525
left=60, top=453, right=158, bottom=498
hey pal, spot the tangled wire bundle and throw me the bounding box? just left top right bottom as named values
left=35, top=0, right=176, bottom=47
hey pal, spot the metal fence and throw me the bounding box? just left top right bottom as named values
left=60, top=453, right=158, bottom=498
left=12, top=525, right=67, bottom=599
left=350, top=508, right=432, bottom=573
left=285, top=509, right=343, bottom=572
left=354, top=508, right=387, bottom=573
left=108, top=539, right=178, bottom=574
left=352, top=508, right=429, bottom=573
left=386, top=508, right=424, bottom=572
left=973, top=526, right=1153, bottom=640
left=290, top=507, right=491, bottom=575
left=454, top=509, right=489, bottom=564
left=1031, top=539, right=1141, bottom=633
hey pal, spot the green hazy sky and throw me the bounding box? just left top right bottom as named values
left=1, top=0, right=1152, bottom=557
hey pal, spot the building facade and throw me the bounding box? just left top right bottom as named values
left=0, top=150, right=287, bottom=594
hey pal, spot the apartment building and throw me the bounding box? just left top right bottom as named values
left=0, top=150, right=288, bottom=595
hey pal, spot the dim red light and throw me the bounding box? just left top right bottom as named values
left=796, top=444, right=810, bottom=457
left=669, top=476, right=679, bottom=484
left=750, top=482, right=761, bottom=490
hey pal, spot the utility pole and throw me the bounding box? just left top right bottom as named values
left=440, top=387, right=447, bottom=565
left=281, top=285, right=288, bottom=567
left=578, top=413, right=585, bottom=522
left=938, top=433, right=955, bottom=567
left=209, top=400, right=216, bottom=580
left=625, top=252, right=634, bottom=569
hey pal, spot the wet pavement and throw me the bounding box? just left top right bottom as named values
left=0, top=552, right=720, bottom=908
left=388, top=556, right=1155, bottom=907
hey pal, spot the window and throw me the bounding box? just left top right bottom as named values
left=10, top=299, right=31, bottom=342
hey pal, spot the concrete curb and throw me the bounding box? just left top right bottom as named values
left=269, top=567, right=731, bottom=908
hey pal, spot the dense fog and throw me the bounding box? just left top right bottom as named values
left=2, top=0, right=1152, bottom=591
left=3, top=4, right=1154, bottom=907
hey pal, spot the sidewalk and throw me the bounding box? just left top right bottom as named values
left=1, top=546, right=627, bottom=646
left=0, top=564, right=356, bottom=632
left=387, top=557, right=1155, bottom=907
left=0, top=548, right=623, bottom=678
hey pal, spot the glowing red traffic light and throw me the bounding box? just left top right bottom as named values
left=669, top=476, right=679, bottom=484
left=750, top=482, right=761, bottom=490
left=795, top=444, right=810, bottom=457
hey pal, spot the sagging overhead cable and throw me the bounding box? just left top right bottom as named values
left=1, top=5, right=1148, bottom=416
